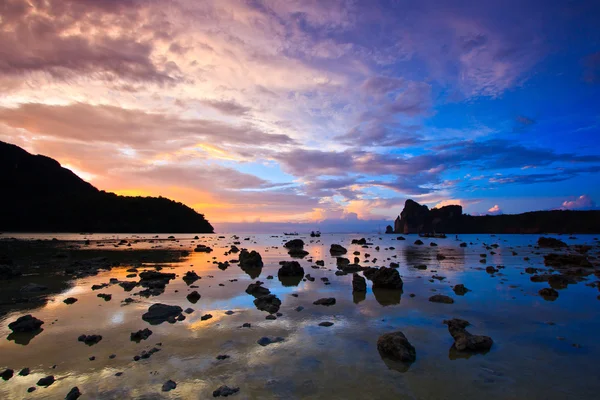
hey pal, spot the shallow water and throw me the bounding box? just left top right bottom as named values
left=1, top=233, right=599, bottom=399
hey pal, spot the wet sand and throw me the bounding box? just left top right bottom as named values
left=1, top=233, right=599, bottom=399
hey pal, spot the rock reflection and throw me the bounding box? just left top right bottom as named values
left=372, top=288, right=402, bottom=306
left=378, top=351, right=413, bottom=373
left=353, top=290, right=366, bottom=304
left=6, top=328, right=44, bottom=345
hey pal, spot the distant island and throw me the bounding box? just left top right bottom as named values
left=0, top=141, right=214, bottom=233
left=389, top=199, right=600, bottom=234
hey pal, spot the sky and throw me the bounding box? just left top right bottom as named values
left=1, top=0, right=600, bottom=232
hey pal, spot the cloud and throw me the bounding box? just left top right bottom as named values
left=360, top=76, right=406, bottom=96
left=561, top=194, right=596, bottom=210
left=200, top=99, right=251, bottom=116
left=487, top=204, right=502, bottom=214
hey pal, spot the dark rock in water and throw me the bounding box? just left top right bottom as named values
left=548, top=274, right=574, bottom=289
left=443, top=318, right=493, bottom=352
left=295, top=306, right=304, bottom=312
left=537, top=237, right=568, bottom=248
left=525, top=267, right=538, bottom=274
left=213, top=385, right=240, bottom=397
left=390, top=262, right=399, bottom=268
left=288, top=248, right=309, bottom=258
left=485, top=266, right=498, bottom=274
left=352, top=273, right=367, bottom=292
left=28, top=387, right=36, bottom=393
left=278, top=261, right=305, bottom=277
left=364, top=267, right=403, bottom=290
left=453, top=284, right=470, bottom=295
left=8, top=315, right=44, bottom=333
left=201, top=314, right=213, bottom=321
left=97, top=293, right=112, bottom=301
left=265, top=314, right=277, bottom=320
left=539, top=287, right=559, bottom=300
left=330, top=244, right=348, bottom=255
left=315, top=260, right=325, bottom=266
left=225, top=310, right=235, bottom=315
left=377, top=331, right=416, bottom=373
left=245, top=282, right=271, bottom=297
left=319, top=321, right=334, bottom=327
left=313, top=297, right=336, bottom=306
left=544, top=253, right=592, bottom=268
left=130, top=328, right=153, bottom=342
left=460, top=242, right=467, bottom=247
left=78, top=334, right=102, bottom=345
left=254, top=294, right=282, bottom=314
left=352, top=238, right=368, bottom=245
left=284, top=239, right=305, bottom=249
left=37, top=376, right=55, bottom=387
left=194, top=244, right=213, bottom=253
left=119, top=281, right=137, bottom=291
left=183, top=271, right=200, bottom=285
left=242, top=323, right=251, bottom=328
left=1, top=369, right=13, bottom=381
left=239, top=249, right=263, bottom=268
left=162, top=380, right=177, bottom=392
left=187, top=291, right=201, bottom=303
left=184, top=308, right=194, bottom=314
left=414, top=240, right=424, bottom=245
left=66, top=387, right=82, bottom=400
left=20, top=283, right=48, bottom=292
left=429, top=295, right=454, bottom=304
left=257, top=336, right=285, bottom=346
left=139, top=271, right=176, bottom=290
left=216, top=354, right=230, bottom=360
left=142, top=304, right=183, bottom=325
left=19, top=368, right=30, bottom=376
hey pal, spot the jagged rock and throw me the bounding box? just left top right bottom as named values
left=239, top=249, right=263, bottom=268
left=377, top=331, right=416, bottom=366
left=330, top=244, right=347, bottom=255
left=278, top=261, right=304, bottom=277
left=213, top=385, right=240, bottom=397
left=78, top=334, right=102, bottom=345
left=313, top=297, right=336, bottom=306
left=139, top=271, right=176, bottom=290
left=130, top=328, right=153, bottom=342
left=97, top=293, right=112, bottom=301
left=453, top=284, right=470, bottom=295
left=183, top=271, right=200, bottom=285
left=8, top=315, right=44, bottom=333
left=119, top=281, right=138, bottom=291
left=257, top=337, right=285, bottom=346
left=245, top=282, right=271, bottom=297
left=142, top=304, right=183, bottom=325
left=443, top=318, right=493, bottom=352
left=187, top=291, right=201, bottom=303
left=364, top=267, right=403, bottom=290
left=254, top=295, right=281, bottom=314
left=162, top=380, right=177, bottom=392
left=66, top=387, right=82, bottom=400
left=537, top=237, right=568, bottom=248
left=429, top=295, right=454, bottom=304
left=352, top=273, right=367, bottom=292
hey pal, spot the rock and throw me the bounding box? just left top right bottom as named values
left=130, top=328, right=153, bottom=342
left=544, top=253, right=592, bottom=268
left=443, top=318, right=493, bottom=352
left=119, top=281, right=138, bottom=291
left=201, top=314, right=213, bottom=321
left=187, top=291, right=201, bottom=303
left=319, top=322, right=334, bottom=327
left=414, top=240, right=424, bottom=245
left=225, top=310, right=235, bottom=315
left=97, top=293, right=112, bottom=301
left=352, top=238, right=368, bottom=245
left=37, top=376, right=55, bottom=387
left=377, top=331, right=416, bottom=365
left=257, top=336, right=285, bottom=346
left=352, top=273, right=367, bottom=292
left=278, top=261, right=305, bottom=277
left=185, top=308, right=194, bottom=314
left=265, top=314, right=277, bottom=320
left=8, top=315, right=44, bottom=333
left=239, top=249, right=263, bottom=268
left=330, top=244, right=348, bottom=255
left=242, top=323, right=251, bottom=328
left=139, top=271, right=176, bottom=290
left=245, top=282, right=271, bottom=297
left=315, top=260, right=325, bottom=266
left=537, top=237, right=568, bottom=248
left=364, top=267, right=403, bottom=290
left=78, top=334, right=102, bottom=345
left=254, top=294, right=282, bottom=314
left=213, top=385, right=240, bottom=397
left=485, top=266, right=498, bottom=274
left=216, top=354, right=230, bottom=360
left=162, top=380, right=177, bottom=392
left=1, top=369, right=13, bottom=381
left=313, top=297, right=336, bottom=306
left=429, top=295, right=454, bottom=304
left=66, top=387, right=82, bottom=400
left=453, top=284, right=470, bottom=295
left=284, top=239, right=305, bottom=249
left=295, top=306, right=304, bottom=312
left=194, top=244, right=213, bottom=253
left=460, top=242, right=467, bottom=247
left=142, top=304, right=183, bottom=325
left=28, top=387, right=36, bottom=393
left=19, top=368, right=30, bottom=376
left=539, top=287, right=559, bottom=300
left=183, top=271, right=200, bottom=285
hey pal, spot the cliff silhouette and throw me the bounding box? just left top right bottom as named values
left=0, top=141, right=214, bottom=233
left=393, top=199, right=600, bottom=234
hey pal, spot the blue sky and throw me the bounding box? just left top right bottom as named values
left=0, top=0, right=599, bottom=228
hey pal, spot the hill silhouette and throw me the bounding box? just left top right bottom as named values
left=0, top=141, right=214, bottom=233
left=393, top=199, right=600, bottom=234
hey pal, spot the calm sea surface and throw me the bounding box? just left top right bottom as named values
left=1, top=233, right=599, bottom=399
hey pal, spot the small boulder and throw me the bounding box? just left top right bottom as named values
left=377, top=331, right=416, bottom=365
left=142, top=304, right=183, bottom=325
left=429, top=295, right=454, bottom=304
left=313, top=297, right=336, bottom=306
left=213, top=385, right=240, bottom=397
left=8, top=315, right=44, bottom=333
left=443, top=318, right=493, bottom=352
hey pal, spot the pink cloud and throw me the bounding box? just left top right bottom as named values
left=487, top=204, right=502, bottom=214
left=561, top=195, right=596, bottom=210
